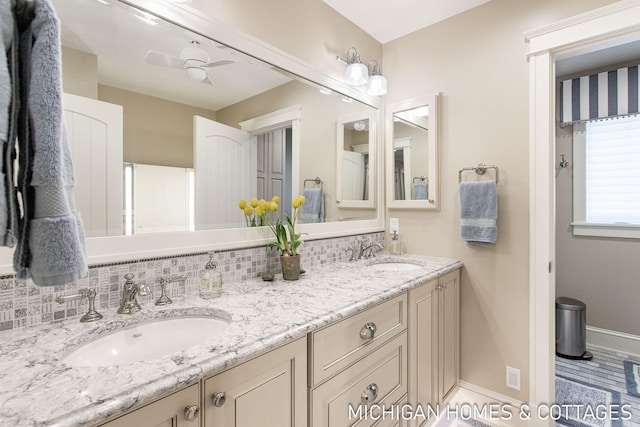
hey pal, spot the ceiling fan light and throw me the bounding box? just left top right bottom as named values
left=186, top=67, right=207, bottom=82
left=353, top=121, right=367, bottom=131
left=345, top=63, right=368, bottom=86
left=367, top=74, right=387, bottom=96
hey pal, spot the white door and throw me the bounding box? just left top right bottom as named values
left=194, top=116, right=251, bottom=229
left=63, top=93, right=123, bottom=237
left=341, top=150, right=365, bottom=201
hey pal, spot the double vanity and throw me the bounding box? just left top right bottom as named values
left=0, top=255, right=461, bottom=427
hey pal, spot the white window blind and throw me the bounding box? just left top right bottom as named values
left=586, top=116, right=640, bottom=223
left=573, top=115, right=640, bottom=238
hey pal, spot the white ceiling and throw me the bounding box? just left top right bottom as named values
left=52, top=0, right=292, bottom=111
left=322, top=0, right=491, bottom=44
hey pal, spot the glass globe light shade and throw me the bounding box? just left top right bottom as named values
left=367, top=74, right=387, bottom=96
left=345, top=62, right=368, bottom=86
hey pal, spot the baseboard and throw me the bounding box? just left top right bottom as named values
left=586, top=325, right=640, bottom=356
left=456, top=380, right=527, bottom=426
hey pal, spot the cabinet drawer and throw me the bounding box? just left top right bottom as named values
left=309, top=294, right=407, bottom=386
left=310, top=332, right=408, bottom=427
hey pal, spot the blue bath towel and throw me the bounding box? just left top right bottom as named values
left=299, top=188, right=324, bottom=223
left=13, top=0, right=88, bottom=286
left=413, top=182, right=428, bottom=200
left=459, top=180, right=497, bottom=246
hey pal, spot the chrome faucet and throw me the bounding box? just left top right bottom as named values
left=359, top=241, right=384, bottom=259
left=117, top=273, right=151, bottom=314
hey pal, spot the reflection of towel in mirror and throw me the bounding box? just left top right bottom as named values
left=459, top=181, right=497, bottom=247
left=413, top=183, right=428, bottom=200
left=299, top=188, right=324, bottom=223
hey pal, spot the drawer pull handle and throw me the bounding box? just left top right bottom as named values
left=212, top=392, right=226, bottom=407
left=360, top=322, right=377, bottom=339
left=183, top=405, right=200, bottom=422
left=361, top=383, right=378, bottom=404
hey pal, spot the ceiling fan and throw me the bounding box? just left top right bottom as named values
left=145, top=40, right=235, bottom=85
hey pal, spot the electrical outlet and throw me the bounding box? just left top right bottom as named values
left=506, top=366, right=521, bottom=390
left=389, top=218, right=399, bottom=234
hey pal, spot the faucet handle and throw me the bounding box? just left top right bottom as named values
left=124, top=273, right=135, bottom=284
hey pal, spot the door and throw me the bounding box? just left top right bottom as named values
left=194, top=116, right=251, bottom=230
left=255, top=127, right=292, bottom=220
left=341, top=150, right=365, bottom=201
left=98, top=383, right=200, bottom=427
left=438, top=270, right=459, bottom=402
left=63, top=93, right=123, bottom=237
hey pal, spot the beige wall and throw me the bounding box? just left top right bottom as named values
left=61, top=47, right=98, bottom=99
left=383, top=0, right=616, bottom=400
left=187, top=0, right=382, bottom=84
left=99, top=85, right=216, bottom=168
left=556, top=122, right=640, bottom=336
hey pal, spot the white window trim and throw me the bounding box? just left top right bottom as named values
left=572, top=121, right=640, bottom=238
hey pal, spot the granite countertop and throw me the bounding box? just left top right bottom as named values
left=0, top=254, right=462, bottom=427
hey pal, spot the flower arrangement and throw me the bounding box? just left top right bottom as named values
left=238, top=195, right=306, bottom=257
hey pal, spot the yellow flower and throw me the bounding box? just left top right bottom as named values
left=238, top=199, right=247, bottom=210
left=269, top=202, right=278, bottom=212
left=250, top=198, right=259, bottom=208
left=258, top=199, right=268, bottom=211
left=243, top=206, right=253, bottom=216
left=271, top=196, right=280, bottom=204
left=299, top=195, right=305, bottom=205
left=292, top=198, right=300, bottom=209
left=255, top=206, right=264, bottom=217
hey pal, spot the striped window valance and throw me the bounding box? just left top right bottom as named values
left=560, top=65, right=640, bottom=125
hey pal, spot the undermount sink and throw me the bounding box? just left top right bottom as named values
left=63, top=316, right=229, bottom=367
left=369, top=262, right=422, bottom=272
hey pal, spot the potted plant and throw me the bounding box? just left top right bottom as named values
left=238, top=195, right=306, bottom=280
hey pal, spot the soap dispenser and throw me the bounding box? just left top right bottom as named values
left=389, top=231, right=402, bottom=255
left=200, top=251, right=222, bottom=299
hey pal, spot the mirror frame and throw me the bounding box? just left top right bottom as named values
left=0, top=0, right=384, bottom=274
left=336, top=110, right=377, bottom=209
left=385, top=94, right=440, bottom=210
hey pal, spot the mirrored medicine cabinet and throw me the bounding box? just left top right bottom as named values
left=385, top=95, right=440, bottom=210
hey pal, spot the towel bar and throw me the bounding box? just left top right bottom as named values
left=304, top=176, right=323, bottom=190
left=458, top=163, right=499, bottom=184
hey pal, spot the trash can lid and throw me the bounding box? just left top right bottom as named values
left=556, top=297, right=586, bottom=311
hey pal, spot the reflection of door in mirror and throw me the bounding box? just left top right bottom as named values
left=255, top=127, right=293, bottom=222
left=392, top=109, right=429, bottom=201
left=393, top=138, right=412, bottom=200
left=194, top=116, right=251, bottom=230
left=341, top=119, right=370, bottom=201
left=63, top=93, right=123, bottom=237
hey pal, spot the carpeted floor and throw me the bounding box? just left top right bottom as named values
left=556, top=346, right=640, bottom=427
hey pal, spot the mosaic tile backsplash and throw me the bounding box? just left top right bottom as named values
left=0, top=232, right=383, bottom=332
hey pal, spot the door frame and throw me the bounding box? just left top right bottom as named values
left=526, top=1, right=640, bottom=423
left=240, top=105, right=302, bottom=199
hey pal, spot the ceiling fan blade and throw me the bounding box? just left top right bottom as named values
left=202, top=59, right=235, bottom=68
left=202, top=74, right=214, bottom=85
left=145, top=50, right=185, bottom=69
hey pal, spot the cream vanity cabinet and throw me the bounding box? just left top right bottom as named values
left=98, top=383, right=201, bottom=427
left=203, top=337, right=307, bottom=427
left=407, top=269, right=460, bottom=427
left=308, top=294, right=409, bottom=427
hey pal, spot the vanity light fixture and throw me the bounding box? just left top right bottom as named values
left=337, top=47, right=368, bottom=87
left=366, top=61, right=387, bottom=96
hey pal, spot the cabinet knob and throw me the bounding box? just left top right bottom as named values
left=212, top=391, right=226, bottom=407
left=359, top=322, right=377, bottom=339
left=360, top=383, right=378, bottom=404
left=183, top=405, right=200, bottom=422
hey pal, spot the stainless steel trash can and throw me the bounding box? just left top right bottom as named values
left=556, top=297, right=592, bottom=360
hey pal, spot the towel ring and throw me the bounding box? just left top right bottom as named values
left=304, top=177, right=323, bottom=190
left=458, top=163, right=499, bottom=183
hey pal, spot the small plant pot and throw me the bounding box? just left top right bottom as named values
left=280, top=255, right=301, bottom=281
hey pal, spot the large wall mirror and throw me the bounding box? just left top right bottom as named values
left=0, top=0, right=383, bottom=272
left=385, top=95, right=439, bottom=210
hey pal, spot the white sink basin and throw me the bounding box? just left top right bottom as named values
left=63, top=316, right=228, bottom=367
left=369, top=262, right=421, bottom=272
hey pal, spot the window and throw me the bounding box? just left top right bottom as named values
left=573, top=115, right=640, bottom=238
